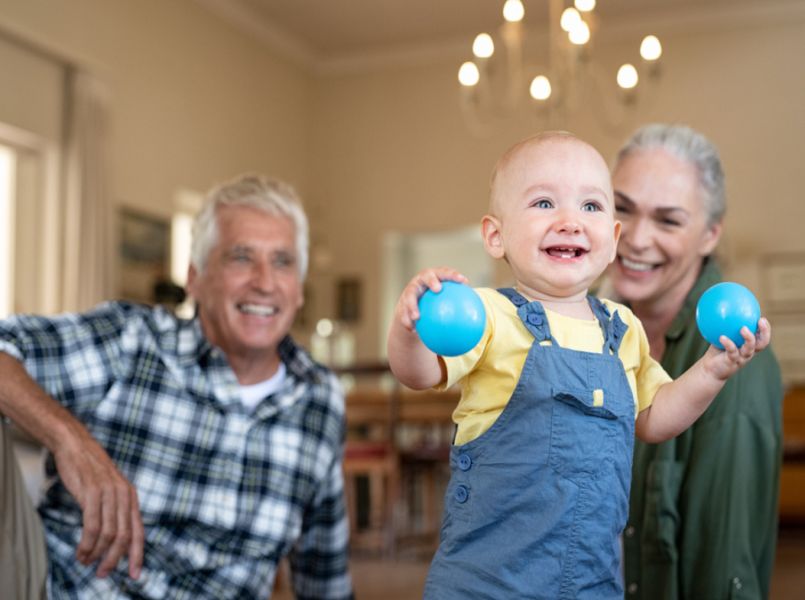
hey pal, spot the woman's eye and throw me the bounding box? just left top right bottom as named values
left=614, top=204, right=629, bottom=214
left=661, top=218, right=682, bottom=227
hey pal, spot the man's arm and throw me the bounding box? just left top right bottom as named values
left=287, top=448, right=353, bottom=600
left=0, top=352, right=143, bottom=579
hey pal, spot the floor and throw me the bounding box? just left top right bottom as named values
left=276, top=527, right=805, bottom=599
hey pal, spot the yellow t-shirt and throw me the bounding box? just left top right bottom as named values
left=440, top=288, right=672, bottom=445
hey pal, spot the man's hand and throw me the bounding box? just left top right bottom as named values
left=53, top=424, right=144, bottom=580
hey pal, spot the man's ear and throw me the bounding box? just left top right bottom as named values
left=185, top=264, right=198, bottom=298
left=481, top=214, right=505, bottom=259
left=699, top=220, right=723, bottom=257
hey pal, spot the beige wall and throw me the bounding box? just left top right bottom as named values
left=0, top=0, right=313, bottom=213
left=2, top=1, right=804, bottom=363
left=310, top=12, right=805, bottom=361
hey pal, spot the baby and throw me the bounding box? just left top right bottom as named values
left=387, top=131, right=770, bottom=599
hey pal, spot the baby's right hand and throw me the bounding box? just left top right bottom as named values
left=394, top=267, right=469, bottom=332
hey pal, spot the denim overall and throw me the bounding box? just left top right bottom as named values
left=424, top=289, right=634, bottom=599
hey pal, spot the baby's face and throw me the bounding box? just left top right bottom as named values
left=489, top=137, right=620, bottom=301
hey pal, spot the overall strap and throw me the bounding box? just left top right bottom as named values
left=587, top=295, right=629, bottom=354
left=497, top=288, right=553, bottom=343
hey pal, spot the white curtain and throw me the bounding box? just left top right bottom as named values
left=59, top=69, right=115, bottom=312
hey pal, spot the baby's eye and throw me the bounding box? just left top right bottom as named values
left=582, top=201, right=603, bottom=212
left=532, top=198, right=553, bottom=209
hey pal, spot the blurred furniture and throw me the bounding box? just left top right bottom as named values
left=338, top=364, right=459, bottom=556
left=780, top=386, right=805, bottom=523
left=395, top=388, right=457, bottom=554
left=341, top=364, right=400, bottom=555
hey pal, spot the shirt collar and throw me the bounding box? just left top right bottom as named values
left=666, top=257, right=722, bottom=342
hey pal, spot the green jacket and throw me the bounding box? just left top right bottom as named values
left=623, top=259, right=784, bottom=599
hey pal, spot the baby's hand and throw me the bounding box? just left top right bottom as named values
left=393, top=267, right=469, bottom=332
left=703, top=317, right=771, bottom=381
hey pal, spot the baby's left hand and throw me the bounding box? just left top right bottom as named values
left=703, top=317, right=771, bottom=381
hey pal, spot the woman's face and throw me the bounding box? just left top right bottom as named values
left=609, top=147, right=721, bottom=309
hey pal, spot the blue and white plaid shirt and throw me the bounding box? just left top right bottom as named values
left=0, top=302, right=353, bottom=599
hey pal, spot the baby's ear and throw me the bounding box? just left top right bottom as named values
left=481, top=215, right=505, bottom=259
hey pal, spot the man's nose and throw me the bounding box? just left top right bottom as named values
left=252, top=261, right=277, bottom=291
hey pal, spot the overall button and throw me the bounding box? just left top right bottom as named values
left=624, top=525, right=635, bottom=538
left=454, top=485, right=469, bottom=503
left=512, top=296, right=526, bottom=306
left=457, top=453, right=472, bottom=471
left=527, top=313, right=543, bottom=325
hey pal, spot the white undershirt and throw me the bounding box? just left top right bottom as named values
left=239, top=362, right=286, bottom=411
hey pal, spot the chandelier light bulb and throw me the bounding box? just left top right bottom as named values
left=617, top=64, right=639, bottom=89
left=530, top=75, right=552, bottom=101
left=458, top=62, right=480, bottom=86
left=568, top=20, right=590, bottom=45
left=503, top=0, right=525, bottom=23
left=472, top=33, right=495, bottom=58
left=640, top=35, right=662, bottom=61
left=560, top=7, right=582, bottom=32
left=575, top=0, right=596, bottom=11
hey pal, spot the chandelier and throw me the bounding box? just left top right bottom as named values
left=457, top=0, right=663, bottom=133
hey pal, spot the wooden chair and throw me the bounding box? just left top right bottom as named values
left=395, top=388, right=458, bottom=554
left=342, top=374, right=401, bottom=555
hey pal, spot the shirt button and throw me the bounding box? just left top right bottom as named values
left=732, top=577, right=742, bottom=590
left=627, top=583, right=638, bottom=594
left=454, top=484, right=469, bottom=503
left=625, top=525, right=635, bottom=537
left=458, top=453, right=472, bottom=471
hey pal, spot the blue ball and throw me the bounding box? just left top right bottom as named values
left=416, top=281, right=486, bottom=357
left=695, top=282, right=761, bottom=349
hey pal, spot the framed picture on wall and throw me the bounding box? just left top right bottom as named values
left=119, top=208, right=170, bottom=304
left=336, top=277, right=362, bottom=322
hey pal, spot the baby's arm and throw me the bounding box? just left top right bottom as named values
left=387, top=267, right=468, bottom=390
left=635, top=318, right=772, bottom=443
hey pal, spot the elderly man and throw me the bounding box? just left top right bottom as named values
left=0, top=175, right=353, bottom=599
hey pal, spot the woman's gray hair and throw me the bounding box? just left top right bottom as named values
left=190, top=174, right=309, bottom=278
left=615, top=123, right=726, bottom=225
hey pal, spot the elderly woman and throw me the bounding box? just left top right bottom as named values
left=608, top=124, right=784, bottom=599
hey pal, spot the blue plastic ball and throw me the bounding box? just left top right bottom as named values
left=695, top=282, right=761, bottom=349
left=416, top=281, right=486, bottom=357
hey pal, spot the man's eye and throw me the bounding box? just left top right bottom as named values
left=230, top=252, right=252, bottom=263
left=273, top=254, right=295, bottom=268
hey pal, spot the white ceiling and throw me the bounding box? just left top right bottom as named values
left=196, top=0, right=805, bottom=68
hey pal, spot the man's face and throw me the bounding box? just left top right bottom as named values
left=486, top=137, right=620, bottom=302
left=186, top=205, right=303, bottom=379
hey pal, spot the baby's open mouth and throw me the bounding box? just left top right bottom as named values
left=545, top=246, right=587, bottom=259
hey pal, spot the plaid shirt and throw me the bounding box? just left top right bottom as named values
left=0, top=302, right=353, bottom=600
